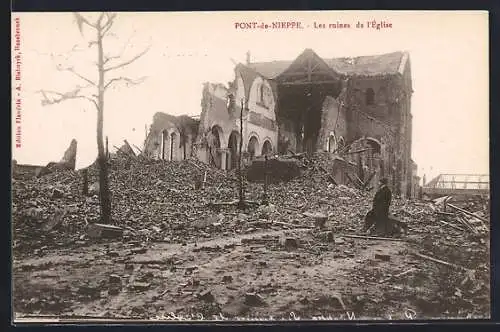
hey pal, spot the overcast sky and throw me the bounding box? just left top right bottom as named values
left=11, top=11, right=489, bottom=182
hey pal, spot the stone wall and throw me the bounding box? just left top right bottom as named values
left=316, top=95, right=348, bottom=153
left=195, top=73, right=279, bottom=168
left=340, top=71, right=413, bottom=198
left=144, top=113, right=199, bottom=161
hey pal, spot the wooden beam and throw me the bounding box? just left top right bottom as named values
left=311, top=62, right=320, bottom=72
left=340, top=234, right=406, bottom=242
left=439, top=220, right=465, bottom=232
left=279, top=70, right=308, bottom=78
left=410, top=251, right=468, bottom=271
left=307, top=55, right=312, bottom=82
left=279, top=80, right=339, bottom=86
left=379, top=268, right=418, bottom=283
left=281, top=70, right=336, bottom=79
left=447, top=203, right=489, bottom=223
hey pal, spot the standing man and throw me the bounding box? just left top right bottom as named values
left=365, top=177, right=392, bottom=234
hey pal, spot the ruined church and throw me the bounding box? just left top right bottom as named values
left=143, top=49, right=418, bottom=198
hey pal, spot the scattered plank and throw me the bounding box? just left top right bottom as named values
left=411, top=251, right=467, bottom=271
left=379, top=268, right=418, bottom=283
left=436, top=211, right=456, bottom=217
left=439, top=220, right=465, bottom=232
left=207, top=200, right=261, bottom=208
left=457, top=215, right=478, bottom=234
left=87, top=223, right=123, bottom=239
left=344, top=173, right=362, bottom=190
left=132, top=144, right=143, bottom=155
left=317, top=165, right=337, bottom=185
left=271, top=221, right=314, bottom=229
left=362, top=171, right=376, bottom=189
left=340, top=234, right=405, bottom=242
left=447, top=203, right=488, bottom=223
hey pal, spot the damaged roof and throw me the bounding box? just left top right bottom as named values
left=151, top=112, right=200, bottom=134
left=247, top=50, right=409, bottom=79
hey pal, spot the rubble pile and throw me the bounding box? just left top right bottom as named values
left=12, top=152, right=490, bottom=319
left=246, top=157, right=302, bottom=183
left=12, top=155, right=246, bottom=256
left=12, top=153, right=489, bottom=268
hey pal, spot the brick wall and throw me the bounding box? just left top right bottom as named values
left=316, top=95, right=348, bottom=152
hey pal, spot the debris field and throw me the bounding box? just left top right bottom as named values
left=12, top=153, right=490, bottom=321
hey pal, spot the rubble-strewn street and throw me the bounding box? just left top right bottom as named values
left=12, top=154, right=490, bottom=320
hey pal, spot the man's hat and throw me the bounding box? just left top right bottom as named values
left=380, top=178, right=388, bottom=185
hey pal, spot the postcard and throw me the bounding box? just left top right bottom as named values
left=11, top=11, right=490, bottom=322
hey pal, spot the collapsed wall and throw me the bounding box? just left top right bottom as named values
left=194, top=82, right=241, bottom=169
left=13, top=139, right=78, bottom=180
left=316, top=95, right=348, bottom=153
left=143, top=113, right=199, bottom=161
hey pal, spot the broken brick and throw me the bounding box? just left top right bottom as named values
left=78, top=285, right=101, bottom=298
left=51, top=188, right=64, bottom=199
left=42, top=208, right=65, bottom=232
left=198, top=290, right=215, bottom=302
left=108, top=275, right=122, bottom=295
left=334, top=237, right=345, bottom=245
left=107, top=251, right=120, bottom=257
left=87, top=223, right=124, bottom=239
left=321, top=231, right=334, bottom=242
left=131, top=248, right=147, bottom=254
left=244, top=292, right=267, bottom=307
left=109, top=274, right=122, bottom=284
left=282, top=237, right=299, bottom=250
left=375, top=254, right=391, bottom=261
left=130, top=282, right=151, bottom=291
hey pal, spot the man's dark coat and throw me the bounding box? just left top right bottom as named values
left=373, top=184, right=392, bottom=219
left=365, top=184, right=392, bottom=231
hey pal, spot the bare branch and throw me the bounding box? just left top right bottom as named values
left=105, top=32, right=119, bottom=40
left=104, top=45, right=151, bottom=72
left=56, top=65, right=97, bottom=86
left=73, top=13, right=96, bottom=35
left=103, top=34, right=132, bottom=65
left=100, top=13, right=117, bottom=36
left=96, top=12, right=105, bottom=26
left=103, top=34, right=133, bottom=65
left=104, top=76, right=147, bottom=90
left=101, top=21, right=113, bottom=36
left=103, top=54, right=121, bottom=65
left=37, top=89, right=98, bottom=110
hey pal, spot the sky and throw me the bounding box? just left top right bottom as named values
left=11, top=11, right=489, bottom=182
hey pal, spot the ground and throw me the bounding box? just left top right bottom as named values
left=12, top=155, right=490, bottom=321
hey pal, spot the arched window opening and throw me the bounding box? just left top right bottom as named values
left=247, top=136, right=259, bottom=160
left=170, top=132, right=177, bottom=161
left=209, top=126, right=223, bottom=168
left=161, top=130, right=168, bottom=160
left=328, top=134, right=337, bottom=153
left=338, top=136, right=346, bottom=151
left=365, top=88, right=375, bottom=105
left=262, top=140, right=273, bottom=156
left=227, top=131, right=239, bottom=170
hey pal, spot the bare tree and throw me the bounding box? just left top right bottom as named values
left=38, top=12, right=149, bottom=224
left=237, top=99, right=246, bottom=209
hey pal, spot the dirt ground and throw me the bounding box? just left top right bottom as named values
left=13, top=223, right=489, bottom=321
left=12, top=156, right=490, bottom=322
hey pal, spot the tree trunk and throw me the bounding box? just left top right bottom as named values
left=106, top=136, right=109, bottom=159
left=237, top=99, right=245, bottom=209
left=82, top=168, right=89, bottom=196
left=96, top=21, right=112, bottom=224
